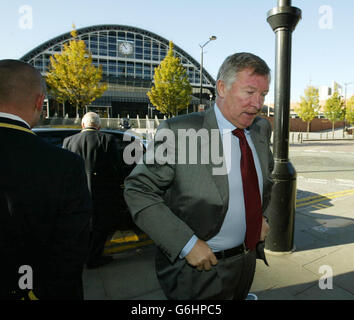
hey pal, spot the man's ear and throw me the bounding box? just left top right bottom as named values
left=216, top=80, right=226, bottom=98
left=35, top=94, right=45, bottom=112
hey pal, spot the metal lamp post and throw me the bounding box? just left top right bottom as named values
left=209, top=93, right=213, bottom=108
left=198, top=35, right=217, bottom=112
left=266, top=0, right=301, bottom=253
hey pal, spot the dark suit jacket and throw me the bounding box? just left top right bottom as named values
left=0, top=117, right=92, bottom=300
left=63, top=128, right=123, bottom=229
left=124, top=107, right=274, bottom=296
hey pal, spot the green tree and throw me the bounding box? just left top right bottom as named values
left=46, top=26, right=107, bottom=116
left=323, top=90, right=345, bottom=138
left=346, top=95, right=354, bottom=125
left=295, top=86, right=319, bottom=139
left=147, top=41, right=192, bottom=117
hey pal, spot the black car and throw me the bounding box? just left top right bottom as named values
left=33, top=127, right=145, bottom=180
left=33, top=127, right=150, bottom=253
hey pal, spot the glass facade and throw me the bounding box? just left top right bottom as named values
left=22, top=25, right=215, bottom=117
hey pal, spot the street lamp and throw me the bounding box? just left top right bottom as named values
left=266, top=0, right=301, bottom=253
left=209, top=93, right=213, bottom=108
left=198, top=35, right=217, bottom=112
left=343, top=82, right=354, bottom=137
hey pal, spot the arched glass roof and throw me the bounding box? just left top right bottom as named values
left=21, top=24, right=215, bottom=90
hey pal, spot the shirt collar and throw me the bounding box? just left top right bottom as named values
left=82, top=126, right=99, bottom=132
left=214, top=104, right=250, bottom=137
left=0, top=112, right=31, bottom=128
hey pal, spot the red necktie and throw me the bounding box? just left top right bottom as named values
left=232, top=128, right=262, bottom=251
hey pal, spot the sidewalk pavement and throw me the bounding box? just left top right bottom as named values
left=83, top=188, right=354, bottom=300
left=250, top=188, right=354, bottom=300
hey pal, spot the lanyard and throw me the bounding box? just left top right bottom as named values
left=0, top=122, right=36, bottom=135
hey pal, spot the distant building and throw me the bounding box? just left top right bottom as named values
left=21, top=24, right=216, bottom=118
left=264, top=101, right=300, bottom=117
left=319, top=81, right=343, bottom=105
left=265, top=80, right=350, bottom=119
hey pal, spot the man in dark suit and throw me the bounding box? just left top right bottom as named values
left=63, top=112, right=122, bottom=269
left=0, top=60, right=92, bottom=300
left=124, top=52, right=274, bottom=300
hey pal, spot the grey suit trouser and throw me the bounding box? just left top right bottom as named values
left=157, top=250, right=256, bottom=300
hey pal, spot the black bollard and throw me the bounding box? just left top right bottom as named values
left=265, top=0, right=301, bottom=252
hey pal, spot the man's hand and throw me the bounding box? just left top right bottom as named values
left=260, top=216, right=270, bottom=241
left=185, top=239, right=218, bottom=271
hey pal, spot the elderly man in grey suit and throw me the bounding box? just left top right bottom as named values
left=124, top=52, right=274, bottom=300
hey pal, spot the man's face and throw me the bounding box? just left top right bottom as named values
left=217, top=68, right=270, bottom=129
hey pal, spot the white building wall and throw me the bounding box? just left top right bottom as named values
left=319, top=81, right=343, bottom=102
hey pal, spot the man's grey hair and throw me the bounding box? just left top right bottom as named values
left=216, top=52, right=271, bottom=95
left=82, top=112, right=101, bottom=128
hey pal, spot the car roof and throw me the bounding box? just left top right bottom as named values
left=33, top=127, right=127, bottom=135
left=33, top=127, right=147, bottom=145
left=33, top=127, right=80, bottom=131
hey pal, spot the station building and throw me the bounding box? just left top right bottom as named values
left=21, top=24, right=216, bottom=118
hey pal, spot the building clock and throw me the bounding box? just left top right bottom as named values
left=118, top=42, right=134, bottom=55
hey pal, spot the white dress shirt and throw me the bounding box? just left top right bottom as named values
left=0, top=112, right=31, bottom=128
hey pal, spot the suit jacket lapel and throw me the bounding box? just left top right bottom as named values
left=203, top=107, right=229, bottom=210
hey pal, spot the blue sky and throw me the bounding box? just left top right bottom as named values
left=1, top=0, right=353, bottom=103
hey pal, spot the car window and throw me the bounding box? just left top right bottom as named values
left=37, top=130, right=79, bottom=147
left=35, top=129, right=144, bottom=169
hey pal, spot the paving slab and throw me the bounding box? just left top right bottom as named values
left=295, top=283, right=353, bottom=300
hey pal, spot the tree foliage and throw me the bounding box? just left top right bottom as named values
left=323, top=90, right=345, bottom=137
left=147, top=41, right=192, bottom=117
left=346, top=95, right=354, bottom=125
left=295, top=86, right=319, bottom=137
left=46, top=27, right=107, bottom=116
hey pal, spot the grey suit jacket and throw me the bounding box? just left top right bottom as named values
left=124, top=106, right=274, bottom=264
